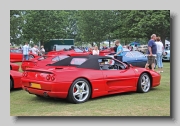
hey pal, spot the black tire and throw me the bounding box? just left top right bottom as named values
left=10, top=78, right=13, bottom=90
left=137, top=73, right=151, bottom=93
left=68, top=78, right=91, bottom=104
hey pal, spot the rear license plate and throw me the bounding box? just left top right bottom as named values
left=31, top=83, right=41, bottom=89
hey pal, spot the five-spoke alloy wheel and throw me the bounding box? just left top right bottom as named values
left=68, top=78, right=91, bottom=104
left=137, top=73, right=151, bottom=93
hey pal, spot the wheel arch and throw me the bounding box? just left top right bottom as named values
left=70, top=77, right=93, bottom=97
left=138, top=71, right=153, bottom=87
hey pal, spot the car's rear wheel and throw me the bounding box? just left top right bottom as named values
left=68, top=78, right=91, bottom=104
left=137, top=73, right=151, bottom=93
left=29, top=55, right=34, bottom=60
left=10, top=78, right=13, bottom=90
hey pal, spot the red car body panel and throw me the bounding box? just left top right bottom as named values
left=47, top=49, right=91, bottom=56
left=21, top=56, right=161, bottom=100
left=10, top=62, right=19, bottom=71
left=10, top=70, right=22, bottom=89
left=10, top=49, right=38, bottom=62
left=21, top=55, right=69, bottom=71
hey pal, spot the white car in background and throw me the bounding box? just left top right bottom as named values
left=162, top=46, right=170, bottom=61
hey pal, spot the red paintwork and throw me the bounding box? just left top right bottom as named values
left=10, top=49, right=38, bottom=62
left=99, top=48, right=115, bottom=56
left=21, top=60, right=161, bottom=100
left=10, top=70, right=22, bottom=89
left=21, top=55, right=68, bottom=71
left=47, top=49, right=91, bottom=56
left=10, top=62, right=19, bottom=71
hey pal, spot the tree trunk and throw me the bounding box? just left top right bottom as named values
left=161, top=36, right=166, bottom=47
left=97, top=42, right=100, bottom=50
left=109, top=40, right=111, bottom=47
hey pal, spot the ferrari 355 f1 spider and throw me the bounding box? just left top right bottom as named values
left=21, top=55, right=161, bottom=104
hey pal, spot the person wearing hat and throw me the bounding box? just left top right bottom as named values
left=40, top=45, right=45, bottom=56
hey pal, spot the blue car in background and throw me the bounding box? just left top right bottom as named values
left=106, top=50, right=156, bottom=68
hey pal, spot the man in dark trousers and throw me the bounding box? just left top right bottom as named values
left=145, top=34, right=157, bottom=71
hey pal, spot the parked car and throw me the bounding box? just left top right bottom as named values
left=47, top=48, right=91, bottom=56
left=162, top=46, right=170, bottom=61
left=10, top=62, right=19, bottom=71
left=10, top=70, right=22, bottom=90
left=21, top=55, right=161, bottom=104
left=99, top=47, right=130, bottom=56
left=21, top=54, right=69, bottom=71
left=137, top=45, right=148, bottom=54
left=105, top=51, right=156, bottom=69
left=10, top=48, right=38, bottom=62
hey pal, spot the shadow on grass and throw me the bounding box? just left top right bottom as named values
left=10, top=88, right=22, bottom=92
left=23, top=87, right=160, bottom=104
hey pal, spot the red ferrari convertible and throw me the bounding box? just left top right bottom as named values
left=10, top=70, right=22, bottom=90
left=10, top=48, right=38, bottom=62
left=21, top=55, right=69, bottom=71
left=47, top=48, right=91, bottom=56
left=21, top=55, right=161, bottom=104
left=10, top=62, right=19, bottom=71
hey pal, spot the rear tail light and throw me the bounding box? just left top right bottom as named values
left=46, top=74, right=51, bottom=80
left=51, top=75, right=55, bottom=81
left=46, top=74, right=55, bottom=81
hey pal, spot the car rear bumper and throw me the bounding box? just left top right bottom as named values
left=22, top=85, right=68, bottom=98
left=162, top=56, right=170, bottom=61
left=21, top=78, right=71, bottom=98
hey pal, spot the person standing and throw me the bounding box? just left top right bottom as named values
left=22, top=42, right=30, bottom=61
left=92, top=46, right=99, bottom=55
left=40, top=45, right=45, bottom=56
left=145, top=34, right=157, bottom=71
left=155, top=36, right=164, bottom=73
left=31, top=45, right=39, bottom=55
left=114, top=40, right=123, bottom=62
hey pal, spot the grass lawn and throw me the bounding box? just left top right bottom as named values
left=10, top=62, right=170, bottom=116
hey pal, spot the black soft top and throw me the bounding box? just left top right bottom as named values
left=49, top=55, right=112, bottom=70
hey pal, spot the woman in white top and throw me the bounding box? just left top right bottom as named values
left=155, top=37, right=164, bottom=73
left=92, top=46, right=99, bottom=55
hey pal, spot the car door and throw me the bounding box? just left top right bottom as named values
left=123, top=52, right=137, bottom=67
left=10, top=50, right=23, bottom=62
left=101, top=59, right=136, bottom=93
left=131, top=51, right=147, bottom=68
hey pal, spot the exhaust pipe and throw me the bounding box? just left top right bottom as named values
left=43, top=92, right=49, bottom=98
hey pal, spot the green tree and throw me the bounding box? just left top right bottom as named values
left=77, top=10, right=115, bottom=48
left=10, top=10, right=24, bottom=45
left=22, top=10, right=69, bottom=45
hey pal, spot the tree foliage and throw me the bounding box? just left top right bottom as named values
left=10, top=10, right=170, bottom=47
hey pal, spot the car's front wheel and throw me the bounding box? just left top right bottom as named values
left=68, top=78, right=91, bottom=104
left=137, top=73, right=151, bottom=93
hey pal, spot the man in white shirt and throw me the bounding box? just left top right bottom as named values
left=22, top=42, right=30, bottom=61
left=31, top=45, right=39, bottom=55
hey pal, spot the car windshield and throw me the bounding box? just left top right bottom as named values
left=10, top=49, right=22, bottom=53
left=38, top=56, right=49, bottom=61
left=74, top=48, right=83, bottom=53
left=131, top=51, right=145, bottom=57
